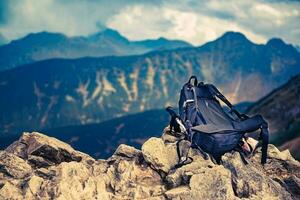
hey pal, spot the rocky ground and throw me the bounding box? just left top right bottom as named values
left=0, top=129, right=299, bottom=200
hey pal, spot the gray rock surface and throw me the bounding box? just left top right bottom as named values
left=0, top=131, right=299, bottom=200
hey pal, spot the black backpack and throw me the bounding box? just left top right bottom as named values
left=167, top=75, right=269, bottom=165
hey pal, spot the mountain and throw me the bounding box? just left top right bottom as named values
left=0, top=29, right=192, bottom=71
left=0, top=31, right=299, bottom=137
left=133, top=37, right=191, bottom=51
left=246, top=75, right=300, bottom=159
left=0, top=132, right=299, bottom=199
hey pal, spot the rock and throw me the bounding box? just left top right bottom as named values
left=143, top=196, right=165, bottom=200
left=262, top=144, right=298, bottom=163
left=6, top=132, right=94, bottom=167
left=113, top=144, right=141, bottom=158
left=161, top=126, right=184, bottom=143
left=223, top=151, right=293, bottom=200
left=166, top=148, right=215, bottom=188
left=0, top=181, right=23, bottom=200
left=0, top=131, right=299, bottom=200
left=284, top=175, right=300, bottom=199
left=164, top=186, right=192, bottom=200
left=23, top=175, right=44, bottom=199
left=45, top=161, right=111, bottom=200
left=250, top=144, right=300, bottom=198
left=0, top=151, right=32, bottom=179
left=34, top=167, right=56, bottom=179
left=106, top=151, right=166, bottom=199
left=189, top=165, right=236, bottom=200
left=27, top=154, right=55, bottom=168
left=142, top=137, right=178, bottom=173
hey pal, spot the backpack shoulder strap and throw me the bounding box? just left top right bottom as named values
left=207, top=84, right=248, bottom=120
left=207, top=84, right=233, bottom=107
left=188, top=76, right=198, bottom=86
left=179, top=76, right=198, bottom=120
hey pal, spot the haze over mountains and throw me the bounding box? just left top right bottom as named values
left=0, top=31, right=299, bottom=138
left=0, top=28, right=192, bottom=71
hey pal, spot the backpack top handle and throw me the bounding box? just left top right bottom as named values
left=188, top=75, right=198, bottom=86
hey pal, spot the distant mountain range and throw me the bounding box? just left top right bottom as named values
left=0, top=31, right=299, bottom=138
left=247, top=75, right=300, bottom=159
left=0, top=29, right=192, bottom=71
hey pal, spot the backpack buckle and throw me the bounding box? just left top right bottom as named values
left=183, top=99, right=194, bottom=108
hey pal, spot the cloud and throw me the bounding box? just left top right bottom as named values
left=0, top=0, right=163, bottom=40
left=0, top=0, right=299, bottom=46
left=0, top=0, right=11, bottom=25
left=107, top=3, right=267, bottom=45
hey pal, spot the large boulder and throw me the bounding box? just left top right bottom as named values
left=189, top=165, right=236, bottom=200
left=223, top=152, right=293, bottom=199
left=251, top=145, right=300, bottom=199
left=6, top=132, right=94, bottom=167
left=142, top=137, right=178, bottom=173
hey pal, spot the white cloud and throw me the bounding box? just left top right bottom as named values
left=0, top=0, right=102, bottom=40
left=107, top=4, right=267, bottom=45
left=0, top=0, right=155, bottom=40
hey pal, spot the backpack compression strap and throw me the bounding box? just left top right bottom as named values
left=208, top=84, right=249, bottom=120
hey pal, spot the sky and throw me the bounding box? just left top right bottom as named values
left=0, top=0, right=299, bottom=46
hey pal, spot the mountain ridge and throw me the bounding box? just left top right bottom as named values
left=0, top=28, right=192, bottom=71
